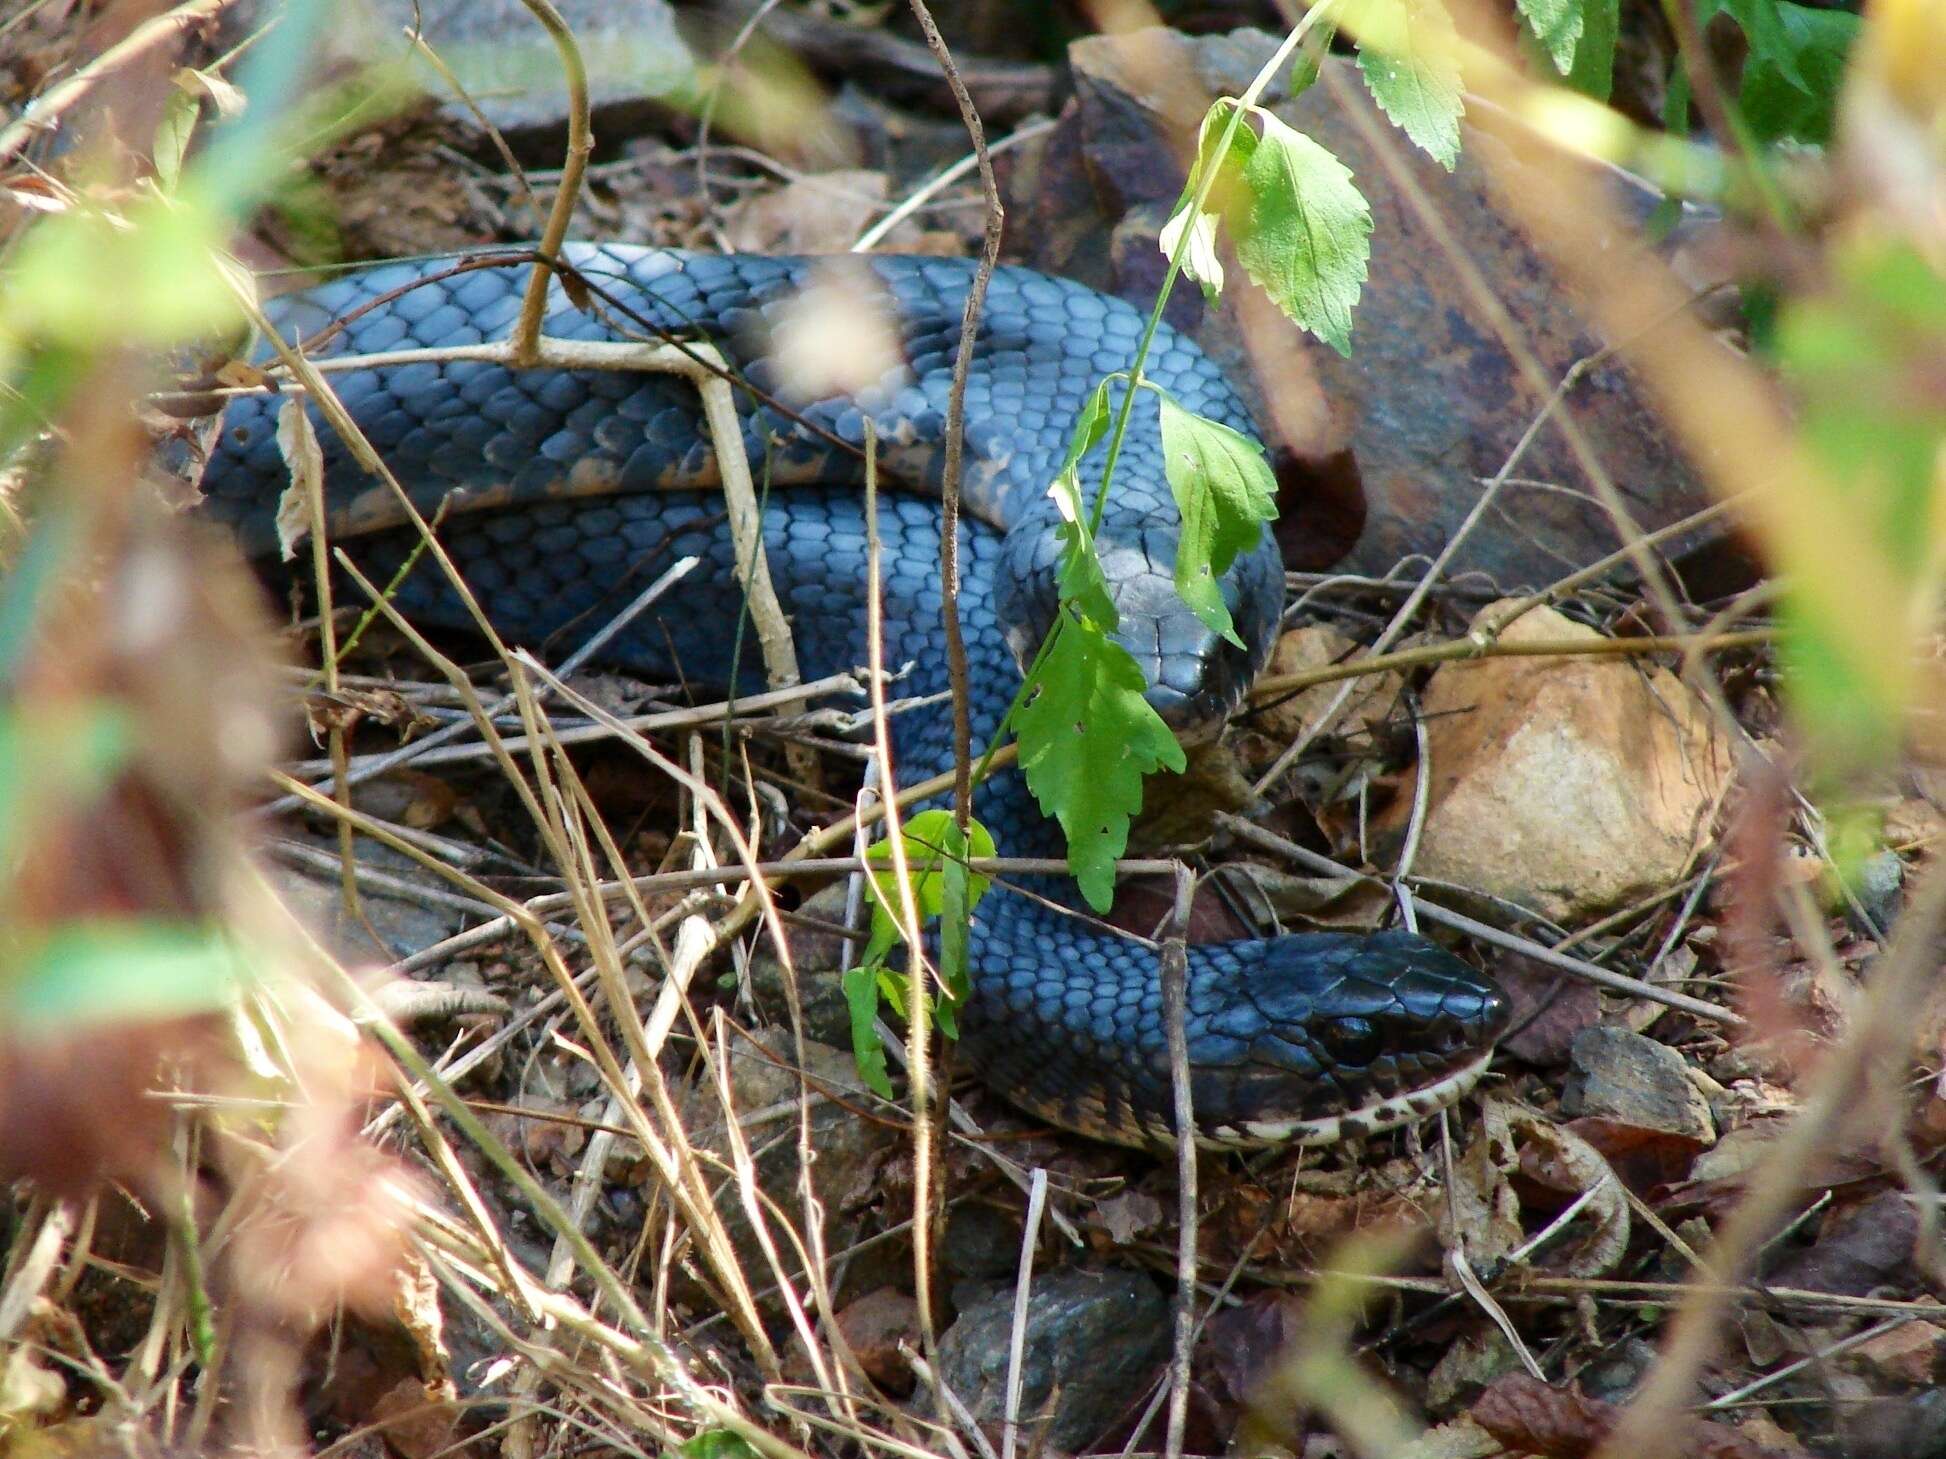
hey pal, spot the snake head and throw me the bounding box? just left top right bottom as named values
left=996, top=499, right=1284, bottom=735
left=1182, top=931, right=1510, bottom=1147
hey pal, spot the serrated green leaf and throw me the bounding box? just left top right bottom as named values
left=1016, top=613, right=1186, bottom=911
left=1226, top=105, right=1373, bottom=356
left=1051, top=470, right=1119, bottom=628
left=1518, top=0, right=1586, bottom=74
left=1347, top=0, right=1465, bottom=169
left=1738, top=3, right=1858, bottom=143
left=1563, top=0, right=1618, bottom=98
left=1155, top=392, right=1278, bottom=648
left=840, top=965, right=897, bottom=1100
left=5, top=921, right=251, bottom=1033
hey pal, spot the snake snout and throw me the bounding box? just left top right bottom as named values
left=1187, top=931, right=1509, bottom=1146
left=1095, top=530, right=1284, bottom=734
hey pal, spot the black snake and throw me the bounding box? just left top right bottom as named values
left=202, top=244, right=1508, bottom=1147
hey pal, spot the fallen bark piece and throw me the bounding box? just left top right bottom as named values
left=1376, top=602, right=1733, bottom=922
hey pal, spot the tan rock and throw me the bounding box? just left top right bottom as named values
left=1377, top=601, right=1733, bottom=922
left=1843, top=1320, right=1946, bottom=1387
left=1256, top=623, right=1406, bottom=745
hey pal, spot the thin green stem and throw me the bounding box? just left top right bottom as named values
left=961, top=5, right=1334, bottom=800
left=1086, top=0, right=1335, bottom=539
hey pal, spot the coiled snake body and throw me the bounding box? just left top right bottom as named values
left=203, top=245, right=1508, bottom=1148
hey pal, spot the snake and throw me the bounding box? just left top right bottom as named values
left=200, top=244, right=1509, bottom=1148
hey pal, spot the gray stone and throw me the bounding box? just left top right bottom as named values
left=264, top=833, right=465, bottom=964
left=937, top=1268, right=1169, bottom=1452
left=743, top=882, right=858, bottom=1048
left=1560, top=1026, right=1716, bottom=1146
left=675, top=1030, right=903, bottom=1318
left=942, top=1203, right=1024, bottom=1282
left=1846, top=850, right=1905, bottom=935
left=333, top=0, right=695, bottom=140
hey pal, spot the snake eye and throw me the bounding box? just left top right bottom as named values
left=1320, top=1016, right=1383, bottom=1069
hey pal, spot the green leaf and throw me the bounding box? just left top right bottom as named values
left=1562, top=0, right=1618, bottom=99
left=1738, top=4, right=1858, bottom=144
left=1155, top=392, right=1278, bottom=648
left=1698, top=0, right=1803, bottom=89
left=1159, top=107, right=1248, bottom=305
left=1518, top=0, right=1587, bottom=74
left=680, top=1431, right=763, bottom=1459
left=1772, top=239, right=1946, bottom=770
left=3, top=192, right=244, bottom=350
left=862, top=808, right=996, bottom=947
left=153, top=86, right=202, bottom=194
left=1348, top=0, right=1465, bottom=170
left=935, top=819, right=976, bottom=1015
left=1016, top=613, right=1187, bottom=911
left=1048, top=379, right=1120, bottom=626
left=1225, top=104, right=1373, bottom=356
left=1288, top=14, right=1341, bottom=97
left=1663, top=58, right=1693, bottom=134
left=840, top=966, right=896, bottom=1100
left=0, top=705, right=132, bottom=866
left=4, top=921, right=252, bottom=1034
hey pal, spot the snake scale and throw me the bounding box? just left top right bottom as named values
left=201, top=244, right=1509, bottom=1148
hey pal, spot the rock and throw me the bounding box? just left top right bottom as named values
left=1844, top=850, right=1905, bottom=934
left=1844, top=1321, right=1946, bottom=1388
left=264, top=833, right=466, bottom=964
left=1687, top=1123, right=1780, bottom=1184
left=942, top=1203, right=1024, bottom=1282
left=1560, top=1026, right=1716, bottom=1147
left=675, top=1030, right=903, bottom=1316
left=1373, top=602, right=1734, bottom=923
left=1766, top=1191, right=1918, bottom=1298
left=1006, top=30, right=1722, bottom=587
left=1254, top=624, right=1405, bottom=747
left=1574, top=1337, right=1661, bottom=1403
left=743, top=883, right=858, bottom=1048
left=1844, top=1391, right=1946, bottom=1459
left=936, top=1268, right=1169, bottom=1452
left=338, top=0, right=697, bottom=144
left=791, top=1287, right=921, bottom=1397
